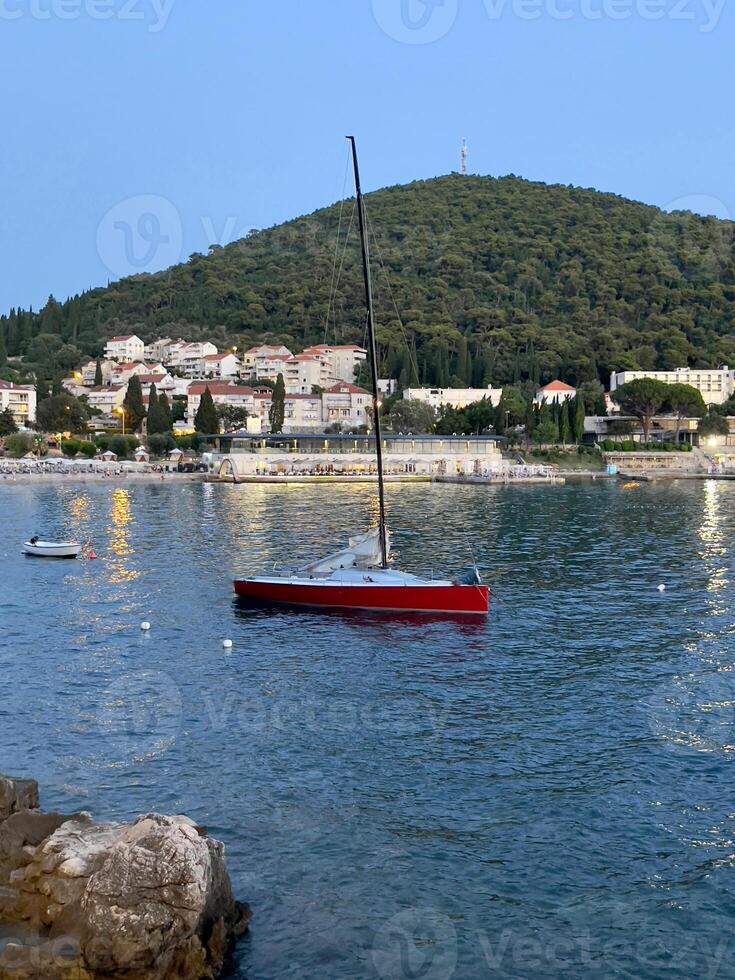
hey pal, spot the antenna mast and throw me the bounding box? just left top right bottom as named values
left=460, top=138, right=468, bottom=175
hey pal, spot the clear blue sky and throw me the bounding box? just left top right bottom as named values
left=1, top=0, right=732, bottom=312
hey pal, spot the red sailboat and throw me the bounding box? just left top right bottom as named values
left=233, top=138, right=489, bottom=617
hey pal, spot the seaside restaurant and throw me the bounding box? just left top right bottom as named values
left=213, top=432, right=504, bottom=479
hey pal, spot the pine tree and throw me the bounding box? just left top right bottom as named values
left=0, top=407, right=17, bottom=436
left=194, top=387, right=220, bottom=433
left=94, top=358, right=103, bottom=386
left=123, top=375, right=145, bottom=432
left=0, top=324, right=6, bottom=367
left=269, top=373, right=286, bottom=434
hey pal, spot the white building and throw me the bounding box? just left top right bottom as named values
left=200, top=352, right=241, bottom=380
left=253, top=392, right=323, bottom=431
left=282, top=353, right=333, bottom=394
left=535, top=381, right=577, bottom=405
left=0, top=380, right=36, bottom=424
left=609, top=367, right=735, bottom=406
left=80, top=359, right=116, bottom=386
left=241, top=344, right=292, bottom=377
left=85, top=385, right=127, bottom=414
left=303, top=344, right=367, bottom=383
left=186, top=382, right=257, bottom=425
left=104, top=335, right=145, bottom=361
left=404, top=386, right=503, bottom=410
left=322, top=382, right=370, bottom=429
left=166, top=341, right=219, bottom=375
left=144, top=338, right=174, bottom=362
left=254, top=353, right=291, bottom=383
left=137, top=372, right=177, bottom=395
left=110, top=362, right=161, bottom=385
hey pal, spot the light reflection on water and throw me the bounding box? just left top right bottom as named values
left=2, top=480, right=735, bottom=978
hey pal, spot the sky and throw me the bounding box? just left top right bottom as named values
left=0, top=0, right=732, bottom=313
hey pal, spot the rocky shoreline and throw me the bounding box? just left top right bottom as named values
left=0, top=775, right=249, bottom=979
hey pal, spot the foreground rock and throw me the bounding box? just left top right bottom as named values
left=0, top=775, right=250, bottom=979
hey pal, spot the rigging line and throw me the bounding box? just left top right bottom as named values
left=329, top=202, right=358, bottom=343
left=364, top=204, right=421, bottom=386
left=323, top=147, right=352, bottom=345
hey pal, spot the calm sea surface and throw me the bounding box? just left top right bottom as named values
left=2, top=479, right=735, bottom=979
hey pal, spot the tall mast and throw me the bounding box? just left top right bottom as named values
left=347, top=136, right=388, bottom=569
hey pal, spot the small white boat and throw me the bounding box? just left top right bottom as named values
left=23, top=540, right=81, bottom=559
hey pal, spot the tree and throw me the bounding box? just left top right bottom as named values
left=147, top=432, right=175, bottom=456
left=36, top=394, right=88, bottom=433
left=123, top=375, right=145, bottom=432
left=217, top=404, right=250, bottom=431
left=665, top=383, right=706, bottom=444
left=612, top=379, right=670, bottom=444
left=698, top=411, right=729, bottom=440
left=158, top=392, right=173, bottom=431
left=94, top=358, right=103, bottom=386
left=146, top=385, right=170, bottom=434
left=571, top=393, right=586, bottom=443
left=559, top=399, right=572, bottom=444
left=0, top=407, right=18, bottom=436
left=194, top=387, right=220, bottom=433
left=5, top=432, right=36, bottom=457
left=386, top=399, right=436, bottom=433
left=269, top=372, right=285, bottom=434
left=36, top=378, right=50, bottom=403
left=534, top=417, right=559, bottom=445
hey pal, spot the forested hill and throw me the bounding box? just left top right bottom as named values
left=3, top=173, right=735, bottom=388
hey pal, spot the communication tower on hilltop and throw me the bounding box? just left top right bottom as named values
left=460, top=138, right=468, bottom=175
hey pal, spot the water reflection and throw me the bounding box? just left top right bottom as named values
left=106, top=488, right=139, bottom=583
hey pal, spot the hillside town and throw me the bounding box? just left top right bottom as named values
left=3, top=334, right=735, bottom=457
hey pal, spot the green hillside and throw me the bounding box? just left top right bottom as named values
left=3, top=173, right=735, bottom=388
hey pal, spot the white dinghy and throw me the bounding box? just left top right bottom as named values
left=23, top=539, right=81, bottom=559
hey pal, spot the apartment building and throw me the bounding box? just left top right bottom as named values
left=104, top=335, right=145, bottom=361
left=0, top=380, right=37, bottom=424
left=404, top=386, right=504, bottom=410
left=610, top=367, right=735, bottom=406
left=321, top=382, right=370, bottom=429
left=302, top=344, right=367, bottom=383
left=186, top=382, right=257, bottom=424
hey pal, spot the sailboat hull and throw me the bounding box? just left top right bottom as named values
left=234, top=578, right=489, bottom=615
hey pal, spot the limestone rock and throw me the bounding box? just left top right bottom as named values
left=0, top=776, right=250, bottom=979
left=0, top=777, right=38, bottom=821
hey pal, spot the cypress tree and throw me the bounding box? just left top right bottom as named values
left=37, top=378, right=50, bottom=403
left=560, top=399, right=571, bottom=444
left=456, top=336, right=469, bottom=385
left=269, top=373, right=286, bottom=434
left=147, top=385, right=163, bottom=433
left=123, top=375, right=146, bottom=432
left=194, top=386, right=220, bottom=433
left=159, top=392, right=173, bottom=431
left=573, top=392, right=586, bottom=443
left=94, top=358, right=103, bottom=386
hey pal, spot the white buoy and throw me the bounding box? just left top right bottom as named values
left=222, top=639, right=233, bottom=649
left=657, top=584, right=666, bottom=592
left=141, top=621, right=151, bottom=631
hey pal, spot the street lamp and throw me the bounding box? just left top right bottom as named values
left=115, top=406, right=126, bottom=435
